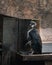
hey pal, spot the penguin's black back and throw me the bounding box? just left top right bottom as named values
left=29, top=29, right=42, bottom=54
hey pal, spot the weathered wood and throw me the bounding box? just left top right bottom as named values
left=0, top=15, right=3, bottom=42
left=17, top=53, right=52, bottom=61
left=45, top=61, right=52, bottom=65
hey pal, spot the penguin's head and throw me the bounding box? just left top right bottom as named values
left=30, top=21, right=37, bottom=28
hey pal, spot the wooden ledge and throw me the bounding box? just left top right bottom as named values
left=17, top=53, right=52, bottom=61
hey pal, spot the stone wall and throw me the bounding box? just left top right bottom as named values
left=0, top=0, right=52, bottom=19
left=0, top=0, right=38, bottom=19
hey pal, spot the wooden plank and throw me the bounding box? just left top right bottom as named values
left=45, top=61, right=52, bottom=65
left=17, top=53, right=52, bottom=61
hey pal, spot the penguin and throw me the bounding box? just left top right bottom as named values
left=26, top=21, right=42, bottom=54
